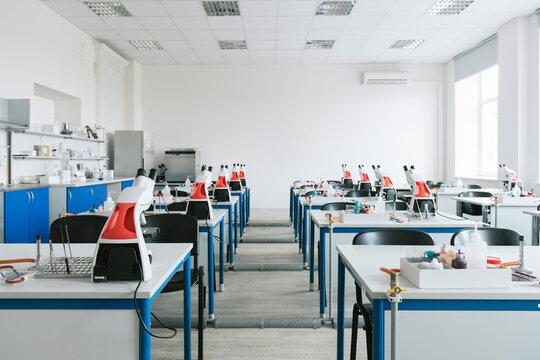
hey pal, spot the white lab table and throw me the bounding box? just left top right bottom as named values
left=523, top=209, right=540, bottom=246
left=309, top=210, right=476, bottom=318
left=434, top=187, right=502, bottom=214
left=453, top=196, right=540, bottom=244
left=336, top=245, right=540, bottom=360
left=0, top=243, right=192, bottom=360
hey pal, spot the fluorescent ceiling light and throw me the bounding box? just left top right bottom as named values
left=316, top=1, right=356, bottom=16
left=84, top=1, right=131, bottom=17
left=219, top=40, right=247, bottom=50
left=305, top=40, right=335, bottom=49
left=202, top=1, right=241, bottom=16
left=129, top=40, right=163, bottom=50
left=425, top=0, right=474, bottom=16
left=390, top=40, right=425, bottom=49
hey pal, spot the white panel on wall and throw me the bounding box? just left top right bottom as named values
left=141, top=64, right=443, bottom=208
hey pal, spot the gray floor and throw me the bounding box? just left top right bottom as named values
left=152, top=208, right=367, bottom=359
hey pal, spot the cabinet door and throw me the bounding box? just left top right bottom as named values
left=29, top=188, right=49, bottom=243
left=91, top=184, right=107, bottom=209
left=121, top=180, right=134, bottom=190
left=67, top=187, right=92, bottom=214
left=4, top=190, right=30, bottom=243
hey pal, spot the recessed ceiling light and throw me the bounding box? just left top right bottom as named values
left=305, top=40, right=335, bottom=49
left=219, top=40, right=247, bottom=50
left=129, top=40, right=163, bottom=50
left=202, top=1, right=240, bottom=16
left=390, top=40, right=425, bottom=49
left=84, top=1, right=131, bottom=17
left=425, top=0, right=474, bottom=16
left=316, top=1, right=356, bottom=16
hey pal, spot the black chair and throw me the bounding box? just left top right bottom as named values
left=351, top=229, right=434, bottom=360
left=385, top=201, right=408, bottom=212
left=458, top=191, right=492, bottom=217
left=49, top=215, right=108, bottom=243
left=426, top=180, right=435, bottom=189
left=465, top=184, right=483, bottom=189
left=451, top=228, right=520, bottom=246
left=346, top=190, right=362, bottom=197
left=333, top=184, right=344, bottom=190
left=320, top=202, right=355, bottom=211
left=172, top=190, right=190, bottom=197
left=144, top=214, right=204, bottom=359
left=167, top=201, right=188, bottom=212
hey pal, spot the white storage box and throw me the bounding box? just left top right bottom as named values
left=400, top=258, right=511, bottom=289
left=39, top=175, right=60, bottom=184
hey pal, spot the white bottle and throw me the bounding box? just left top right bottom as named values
left=104, top=192, right=115, bottom=213
left=464, top=227, right=487, bottom=269
left=162, top=182, right=171, bottom=199
left=374, top=196, right=386, bottom=215
left=185, top=176, right=191, bottom=188
left=456, top=178, right=464, bottom=188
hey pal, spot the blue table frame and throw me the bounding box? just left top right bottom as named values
left=231, top=190, right=245, bottom=241
left=0, top=252, right=192, bottom=360
left=199, top=214, right=224, bottom=319
left=213, top=200, right=238, bottom=265
left=311, top=225, right=470, bottom=318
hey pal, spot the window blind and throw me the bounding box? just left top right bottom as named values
left=454, top=34, right=498, bottom=82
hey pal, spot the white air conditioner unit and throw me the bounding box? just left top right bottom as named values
left=362, top=72, right=409, bottom=85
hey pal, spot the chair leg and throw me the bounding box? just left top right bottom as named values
left=198, top=266, right=204, bottom=360
left=365, top=322, right=373, bottom=360
left=350, top=305, right=359, bottom=360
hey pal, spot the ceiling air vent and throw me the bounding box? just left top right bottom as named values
left=316, top=1, right=356, bottom=16
left=129, top=40, right=163, bottom=50
left=84, top=1, right=131, bottom=17
left=305, top=40, right=335, bottom=49
left=219, top=40, right=247, bottom=49
left=362, top=72, right=409, bottom=85
left=202, top=1, right=240, bottom=16
left=426, top=0, right=474, bottom=16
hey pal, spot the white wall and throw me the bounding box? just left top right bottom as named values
left=141, top=64, right=445, bottom=208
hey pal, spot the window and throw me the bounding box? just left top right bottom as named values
left=455, top=65, right=498, bottom=178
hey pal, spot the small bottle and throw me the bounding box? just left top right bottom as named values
left=465, top=227, right=487, bottom=269
left=354, top=201, right=360, bottom=214
left=104, top=192, right=115, bottom=213
left=445, top=248, right=456, bottom=267
left=185, top=176, right=191, bottom=188
left=452, top=250, right=467, bottom=269
left=438, top=244, right=448, bottom=263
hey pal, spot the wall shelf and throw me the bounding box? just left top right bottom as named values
left=11, top=130, right=105, bottom=143
left=11, top=155, right=108, bottom=161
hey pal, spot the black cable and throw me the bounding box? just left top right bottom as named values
left=205, top=218, right=224, bottom=243
left=133, top=263, right=177, bottom=339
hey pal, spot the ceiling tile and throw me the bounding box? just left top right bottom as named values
left=276, top=40, right=305, bottom=49
left=105, top=40, right=137, bottom=50
left=172, top=17, right=210, bottom=30
left=249, top=50, right=275, bottom=57
left=242, top=17, right=277, bottom=29
left=245, top=29, right=277, bottom=40
left=277, top=28, right=309, bottom=40
left=160, top=40, right=192, bottom=50
left=173, top=57, right=201, bottom=64
left=338, top=29, right=372, bottom=40
left=247, top=40, right=276, bottom=49
left=200, top=58, right=226, bottom=64
left=349, top=0, right=397, bottom=16
left=222, top=49, right=249, bottom=58
left=331, top=40, right=362, bottom=50
left=361, top=38, right=394, bottom=49
left=42, top=1, right=95, bottom=17
left=325, top=56, right=353, bottom=63
left=149, top=30, right=184, bottom=40
left=213, top=29, right=246, bottom=40
left=329, top=49, right=357, bottom=57
left=116, top=29, right=154, bottom=40
left=239, top=0, right=279, bottom=16
left=303, top=49, right=331, bottom=58
left=226, top=57, right=251, bottom=64
left=344, top=15, right=384, bottom=29
left=102, top=17, right=144, bottom=30
left=195, top=49, right=224, bottom=57
left=310, top=16, right=348, bottom=29
left=122, top=2, right=168, bottom=17
left=137, top=58, right=154, bottom=65
left=182, top=29, right=216, bottom=40
left=276, top=57, right=301, bottom=64
left=188, top=40, right=221, bottom=50
left=278, top=1, right=317, bottom=16
left=86, top=30, right=122, bottom=41
left=386, top=0, right=435, bottom=16
left=276, top=49, right=303, bottom=57
left=411, top=15, right=455, bottom=29
left=152, top=58, right=177, bottom=64
left=301, top=58, right=326, bottom=64
left=138, top=17, right=177, bottom=30
left=369, top=28, right=405, bottom=40
left=377, top=15, right=419, bottom=29
left=277, top=16, right=313, bottom=29
left=66, top=17, right=110, bottom=30
left=161, top=1, right=205, bottom=16
left=250, top=58, right=275, bottom=64
left=350, top=54, right=379, bottom=63
left=140, top=49, right=171, bottom=58
left=308, top=28, right=341, bottom=40
left=208, top=17, right=243, bottom=29
left=167, top=49, right=197, bottom=58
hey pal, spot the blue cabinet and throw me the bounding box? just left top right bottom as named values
left=4, top=188, right=49, bottom=243
left=121, top=180, right=134, bottom=190
left=67, top=184, right=107, bottom=214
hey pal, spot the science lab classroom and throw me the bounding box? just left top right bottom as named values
left=5, top=0, right=540, bottom=360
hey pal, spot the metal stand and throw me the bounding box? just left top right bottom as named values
left=386, top=272, right=406, bottom=360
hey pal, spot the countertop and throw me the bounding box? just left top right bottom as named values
left=0, top=178, right=134, bottom=192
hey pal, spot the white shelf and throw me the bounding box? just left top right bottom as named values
left=11, top=130, right=105, bottom=143
left=12, top=156, right=108, bottom=161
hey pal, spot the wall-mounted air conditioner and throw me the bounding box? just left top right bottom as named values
left=361, top=72, right=409, bottom=85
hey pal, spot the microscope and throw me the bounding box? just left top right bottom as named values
left=186, top=166, right=214, bottom=220
left=498, top=164, right=523, bottom=194
left=358, top=165, right=373, bottom=195
left=372, top=165, right=396, bottom=199
left=214, top=165, right=231, bottom=202
left=404, top=165, right=435, bottom=217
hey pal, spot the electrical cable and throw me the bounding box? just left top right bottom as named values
left=133, top=262, right=177, bottom=339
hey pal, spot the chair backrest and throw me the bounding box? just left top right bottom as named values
left=144, top=213, right=199, bottom=257
left=426, top=180, right=435, bottom=189
left=167, top=201, right=188, bottom=212
left=346, top=190, right=362, bottom=197
left=465, top=184, right=483, bottom=189
left=332, top=184, right=343, bottom=190
left=458, top=191, right=493, bottom=216
left=49, top=215, right=108, bottom=243
left=385, top=201, right=408, bottom=212
left=320, top=202, right=355, bottom=211
left=305, top=190, right=315, bottom=197
left=385, top=188, right=396, bottom=201
left=172, top=190, right=190, bottom=197
left=352, top=229, right=435, bottom=246
left=451, top=228, right=520, bottom=246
